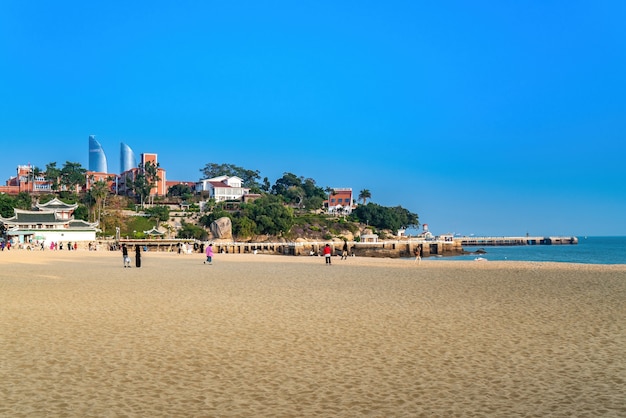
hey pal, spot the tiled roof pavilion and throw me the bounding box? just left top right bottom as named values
left=0, top=198, right=98, bottom=244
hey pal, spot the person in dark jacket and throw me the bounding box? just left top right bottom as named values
left=135, top=245, right=142, bottom=268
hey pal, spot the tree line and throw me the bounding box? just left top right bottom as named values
left=175, top=163, right=419, bottom=240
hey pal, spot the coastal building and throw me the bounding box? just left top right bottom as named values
left=118, top=152, right=167, bottom=197
left=326, top=188, right=354, bottom=215
left=0, top=165, right=52, bottom=195
left=120, top=142, right=137, bottom=174
left=88, top=135, right=108, bottom=173
left=2, top=139, right=173, bottom=198
left=195, top=176, right=250, bottom=202
left=0, top=198, right=98, bottom=245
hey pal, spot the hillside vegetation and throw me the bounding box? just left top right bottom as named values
left=0, top=165, right=419, bottom=242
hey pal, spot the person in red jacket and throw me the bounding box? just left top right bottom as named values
left=323, top=244, right=332, bottom=265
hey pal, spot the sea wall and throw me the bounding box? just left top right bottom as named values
left=109, top=239, right=464, bottom=258
left=213, top=240, right=464, bottom=259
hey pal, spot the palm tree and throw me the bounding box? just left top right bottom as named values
left=90, top=180, right=109, bottom=228
left=358, top=189, right=371, bottom=205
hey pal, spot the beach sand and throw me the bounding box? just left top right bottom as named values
left=1, top=250, right=625, bottom=417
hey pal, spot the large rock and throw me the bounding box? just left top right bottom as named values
left=210, top=217, right=233, bottom=239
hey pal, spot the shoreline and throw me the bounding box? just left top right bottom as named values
left=2, top=247, right=626, bottom=268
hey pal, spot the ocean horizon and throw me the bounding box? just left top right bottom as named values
left=434, top=236, right=626, bottom=265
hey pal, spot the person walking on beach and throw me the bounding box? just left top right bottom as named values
left=323, top=244, right=332, bottom=265
left=122, top=244, right=131, bottom=268
left=135, top=245, right=142, bottom=268
left=414, top=244, right=422, bottom=264
left=341, top=240, right=349, bottom=260
left=204, top=243, right=214, bottom=265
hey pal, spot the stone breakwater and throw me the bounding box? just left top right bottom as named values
left=211, top=240, right=464, bottom=258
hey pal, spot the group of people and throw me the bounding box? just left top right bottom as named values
left=322, top=241, right=352, bottom=265
left=119, top=243, right=215, bottom=267
left=48, top=241, right=78, bottom=251
left=177, top=242, right=205, bottom=255
left=0, top=240, right=81, bottom=251
left=121, top=244, right=142, bottom=268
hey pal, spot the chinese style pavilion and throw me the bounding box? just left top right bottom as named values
left=0, top=198, right=99, bottom=245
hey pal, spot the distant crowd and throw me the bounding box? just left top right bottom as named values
left=0, top=239, right=103, bottom=251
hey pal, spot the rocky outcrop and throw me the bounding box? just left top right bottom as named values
left=210, top=217, right=233, bottom=240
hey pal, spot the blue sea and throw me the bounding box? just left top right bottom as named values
left=437, top=236, right=626, bottom=265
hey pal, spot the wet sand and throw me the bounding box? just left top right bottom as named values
left=1, top=250, right=625, bottom=417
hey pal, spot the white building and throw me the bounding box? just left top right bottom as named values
left=195, top=176, right=250, bottom=202
left=0, top=198, right=98, bottom=245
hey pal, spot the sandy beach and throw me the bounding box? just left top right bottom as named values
left=1, top=250, right=625, bottom=417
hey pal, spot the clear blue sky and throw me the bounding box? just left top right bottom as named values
left=2, top=1, right=625, bottom=236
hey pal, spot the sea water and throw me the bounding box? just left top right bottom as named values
left=435, top=236, right=626, bottom=265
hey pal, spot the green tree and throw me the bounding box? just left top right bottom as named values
left=45, top=162, right=61, bottom=191
left=351, top=203, right=418, bottom=232
left=261, top=177, right=271, bottom=192
left=73, top=205, right=89, bottom=221
left=131, top=173, right=150, bottom=206
left=60, top=161, right=87, bottom=192
left=143, top=161, right=160, bottom=186
left=199, top=207, right=231, bottom=228
left=272, top=173, right=326, bottom=210
left=303, top=195, right=325, bottom=211
left=390, top=205, right=419, bottom=230
left=232, top=215, right=256, bottom=239
left=145, top=205, right=170, bottom=227
left=200, top=163, right=261, bottom=189
left=0, top=194, right=15, bottom=217
left=177, top=221, right=208, bottom=240
left=167, top=183, right=194, bottom=199
left=130, top=160, right=160, bottom=208
left=88, top=179, right=109, bottom=225
left=271, top=172, right=301, bottom=197
left=14, top=192, right=32, bottom=210
left=240, top=195, right=293, bottom=236
left=358, top=189, right=372, bottom=205
left=32, top=166, right=43, bottom=179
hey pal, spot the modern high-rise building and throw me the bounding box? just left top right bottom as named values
left=120, top=142, right=137, bottom=174
left=88, top=135, right=108, bottom=173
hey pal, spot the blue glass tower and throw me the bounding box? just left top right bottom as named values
left=120, top=142, right=137, bottom=173
left=88, top=135, right=108, bottom=173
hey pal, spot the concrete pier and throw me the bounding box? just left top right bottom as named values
left=457, top=236, right=578, bottom=246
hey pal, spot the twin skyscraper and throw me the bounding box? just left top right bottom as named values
left=88, top=135, right=137, bottom=175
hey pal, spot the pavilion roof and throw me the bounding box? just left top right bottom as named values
left=0, top=211, right=64, bottom=224
left=68, top=219, right=99, bottom=229
left=36, top=197, right=78, bottom=211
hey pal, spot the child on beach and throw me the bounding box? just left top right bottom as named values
left=204, top=243, right=214, bottom=265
